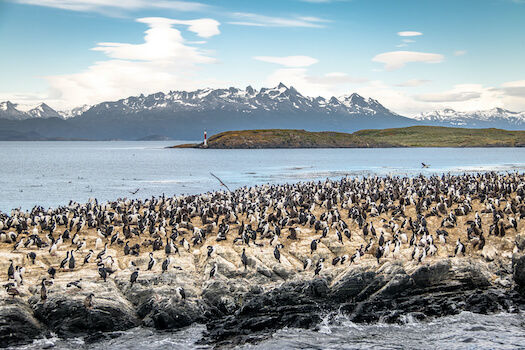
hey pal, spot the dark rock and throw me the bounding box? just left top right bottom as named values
left=512, top=253, right=525, bottom=288
left=205, top=278, right=328, bottom=344
left=29, top=291, right=139, bottom=338
left=515, top=234, right=525, bottom=252
left=0, top=298, right=45, bottom=348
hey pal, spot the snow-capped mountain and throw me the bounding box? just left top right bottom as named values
left=84, top=83, right=400, bottom=118
left=0, top=102, right=62, bottom=120
left=0, top=101, right=29, bottom=120
left=413, top=108, right=525, bottom=128
left=59, top=104, right=92, bottom=119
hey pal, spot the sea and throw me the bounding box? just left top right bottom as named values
left=2, top=141, right=525, bottom=214
left=2, top=141, right=525, bottom=349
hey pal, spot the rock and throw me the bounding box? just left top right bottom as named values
left=117, top=271, right=206, bottom=330
left=515, top=234, right=525, bottom=252
left=205, top=278, right=329, bottom=344
left=512, top=253, right=525, bottom=288
left=0, top=298, right=45, bottom=348
left=481, top=245, right=498, bottom=262
left=29, top=280, right=139, bottom=338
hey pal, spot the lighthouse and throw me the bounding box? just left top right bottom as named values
left=204, top=130, right=208, bottom=147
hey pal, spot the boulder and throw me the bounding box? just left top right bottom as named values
left=0, top=298, right=44, bottom=348
left=29, top=279, right=139, bottom=338
left=512, top=253, right=525, bottom=288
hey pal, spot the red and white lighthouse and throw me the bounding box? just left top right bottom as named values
left=204, top=130, right=207, bottom=147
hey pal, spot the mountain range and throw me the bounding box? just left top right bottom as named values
left=1, top=84, right=524, bottom=140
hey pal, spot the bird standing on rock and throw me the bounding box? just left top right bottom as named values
left=84, top=293, right=94, bottom=309
left=40, top=278, right=48, bottom=301
left=177, top=286, right=186, bottom=301
left=274, top=245, right=281, bottom=263
left=314, top=258, right=324, bottom=276
left=147, top=253, right=156, bottom=271
left=69, top=250, right=75, bottom=270
left=209, top=263, right=217, bottom=279
left=241, top=248, right=248, bottom=270
left=130, top=268, right=139, bottom=285
left=455, top=239, right=466, bottom=256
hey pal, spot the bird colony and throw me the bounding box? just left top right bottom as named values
left=1, top=172, right=524, bottom=303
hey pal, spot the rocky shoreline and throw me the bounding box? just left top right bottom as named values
left=2, top=255, right=525, bottom=348
left=2, top=173, right=525, bottom=348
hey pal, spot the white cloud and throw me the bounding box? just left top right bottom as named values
left=306, top=72, right=369, bottom=85
left=372, top=51, right=444, bottom=71
left=411, top=84, right=508, bottom=112
left=499, top=80, right=525, bottom=96
left=171, top=18, right=220, bottom=38
left=228, top=13, right=329, bottom=28
left=15, top=0, right=208, bottom=14
left=415, top=91, right=481, bottom=102
left=92, top=18, right=218, bottom=63
left=253, top=56, right=319, bottom=68
left=454, top=50, right=467, bottom=56
left=394, top=79, right=431, bottom=87
left=397, top=31, right=423, bottom=37
left=28, top=17, right=223, bottom=110
left=352, top=82, right=525, bottom=117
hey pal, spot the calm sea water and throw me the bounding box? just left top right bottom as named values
left=10, top=312, right=525, bottom=350
left=2, top=141, right=525, bottom=213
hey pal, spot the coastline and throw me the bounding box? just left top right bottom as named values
left=1, top=172, right=525, bottom=347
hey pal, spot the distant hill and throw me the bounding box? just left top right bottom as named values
left=178, top=126, right=525, bottom=149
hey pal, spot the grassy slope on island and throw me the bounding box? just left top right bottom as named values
left=354, top=126, right=525, bottom=147
left=202, top=129, right=395, bottom=148
left=172, top=126, right=525, bottom=148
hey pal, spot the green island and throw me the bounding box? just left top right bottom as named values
left=173, top=126, right=525, bottom=149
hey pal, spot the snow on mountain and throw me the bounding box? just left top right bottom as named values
left=59, top=104, right=92, bottom=119
left=86, top=83, right=397, bottom=118
left=0, top=101, right=33, bottom=120
left=27, top=103, right=62, bottom=119
left=0, top=102, right=64, bottom=120
left=413, top=108, right=525, bottom=127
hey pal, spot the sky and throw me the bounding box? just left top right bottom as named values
left=0, top=0, right=524, bottom=116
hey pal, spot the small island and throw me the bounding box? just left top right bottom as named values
left=172, top=126, right=525, bottom=149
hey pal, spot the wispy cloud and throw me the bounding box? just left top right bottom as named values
left=229, top=13, right=329, bottom=28
left=15, top=0, right=208, bottom=14
left=395, top=79, right=431, bottom=87
left=372, top=51, right=444, bottom=71
left=415, top=91, right=481, bottom=103
left=493, top=80, right=525, bottom=97
left=306, top=72, right=369, bottom=85
left=254, top=55, right=319, bottom=67
left=398, top=31, right=423, bottom=37
left=454, top=50, right=467, bottom=56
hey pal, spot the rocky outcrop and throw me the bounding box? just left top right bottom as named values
left=512, top=253, right=525, bottom=288
left=0, top=298, right=44, bottom=347
left=28, top=279, right=139, bottom=338
left=1, top=256, right=524, bottom=348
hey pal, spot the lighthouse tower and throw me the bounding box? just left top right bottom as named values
left=204, top=130, right=208, bottom=147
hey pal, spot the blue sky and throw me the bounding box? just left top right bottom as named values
left=1, top=0, right=524, bottom=116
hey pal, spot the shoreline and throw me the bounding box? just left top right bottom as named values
left=1, top=172, right=525, bottom=347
